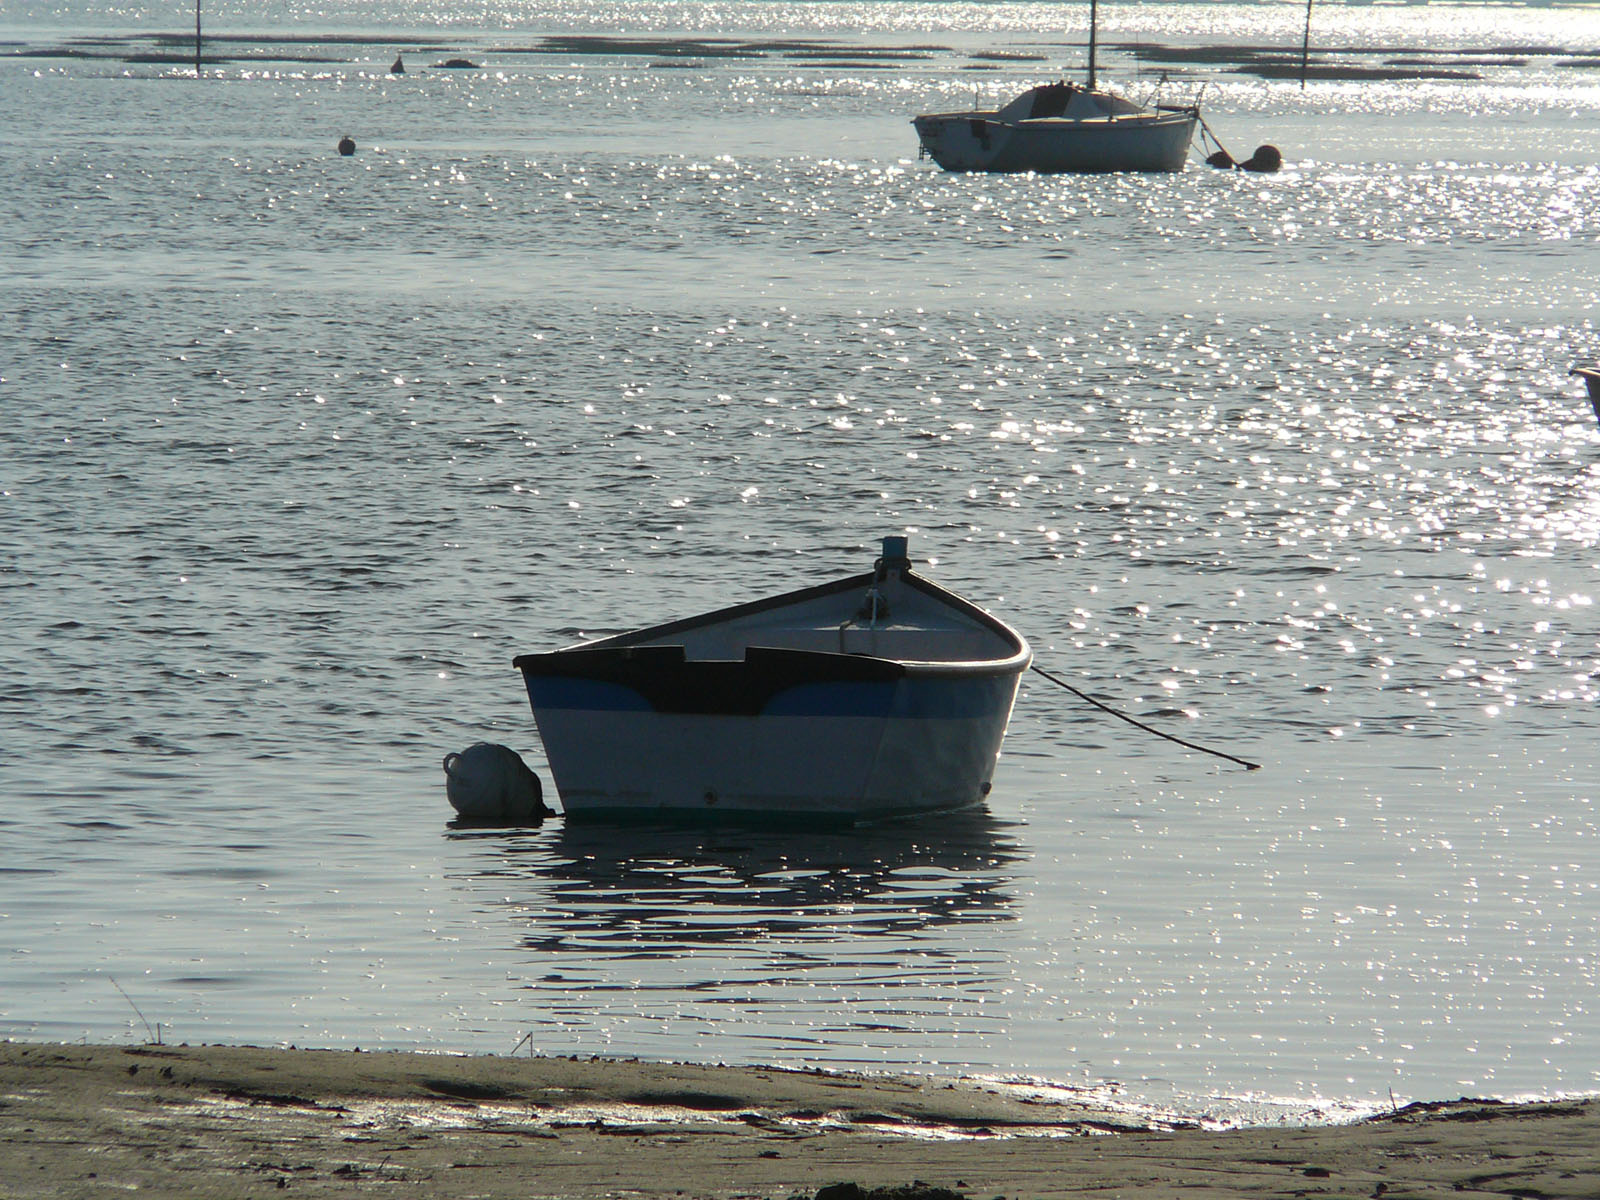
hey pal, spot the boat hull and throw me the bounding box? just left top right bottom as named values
left=522, top=666, right=1023, bottom=825
left=913, top=109, right=1197, bottom=174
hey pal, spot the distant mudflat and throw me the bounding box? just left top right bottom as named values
left=8, top=29, right=1599, bottom=77
left=1112, top=39, right=1579, bottom=80
left=2, top=1042, right=1598, bottom=1200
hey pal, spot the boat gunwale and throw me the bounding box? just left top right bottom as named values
left=1014, top=109, right=1197, bottom=129
left=914, top=107, right=1197, bottom=129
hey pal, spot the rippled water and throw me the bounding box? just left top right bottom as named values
left=2, top=0, right=1599, bottom=1123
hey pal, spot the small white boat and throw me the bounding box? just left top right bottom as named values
left=913, top=84, right=1197, bottom=174
left=513, top=538, right=1031, bottom=825
left=912, top=0, right=1197, bottom=174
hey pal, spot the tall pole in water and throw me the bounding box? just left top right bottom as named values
left=194, top=0, right=201, bottom=76
left=1300, top=0, right=1313, bottom=89
left=1087, top=0, right=1098, bottom=90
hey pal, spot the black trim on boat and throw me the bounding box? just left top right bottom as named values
left=513, top=644, right=907, bottom=716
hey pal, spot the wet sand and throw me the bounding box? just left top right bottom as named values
left=2, top=1043, right=1596, bottom=1199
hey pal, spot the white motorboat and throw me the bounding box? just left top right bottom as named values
left=513, top=538, right=1031, bottom=825
left=912, top=0, right=1198, bottom=174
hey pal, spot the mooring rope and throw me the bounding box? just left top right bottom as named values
left=1196, top=114, right=1235, bottom=166
left=1029, top=664, right=1261, bottom=771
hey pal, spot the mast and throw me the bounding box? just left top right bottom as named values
left=1300, top=0, right=1313, bottom=89
left=1087, top=0, right=1098, bottom=90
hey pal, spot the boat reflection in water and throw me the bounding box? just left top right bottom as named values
left=541, top=811, right=1020, bottom=941
left=444, top=812, right=1026, bottom=1063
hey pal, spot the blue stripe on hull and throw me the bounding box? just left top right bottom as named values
left=527, top=671, right=1019, bottom=721
left=524, top=677, right=653, bottom=713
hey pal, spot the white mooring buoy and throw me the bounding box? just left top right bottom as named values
left=443, top=742, right=552, bottom=824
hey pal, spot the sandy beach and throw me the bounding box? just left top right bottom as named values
left=2, top=1043, right=1596, bottom=1200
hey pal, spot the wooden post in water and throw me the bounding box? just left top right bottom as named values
left=1300, top=0, right=1313, bottom=89
left=194, top=0, right=201, bottom=76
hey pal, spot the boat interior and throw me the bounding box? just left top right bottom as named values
left=623, top=574, right=1019, bottom=665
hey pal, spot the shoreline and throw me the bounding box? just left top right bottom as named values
left=3, top=1043, right=1597, bottom=1199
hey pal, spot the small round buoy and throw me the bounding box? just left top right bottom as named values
left=1205, top=148, right=1235, bottom=170
left=443, top=742, right=553, bottom=824
left=1242, top=144, right=1282, bottom=173
left=337, top=135, right=355, bottom=156
left=390, top=53, right=405, bottom=74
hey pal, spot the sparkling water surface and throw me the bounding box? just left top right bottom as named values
left=3, top=0, right=1599, bottom=1124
